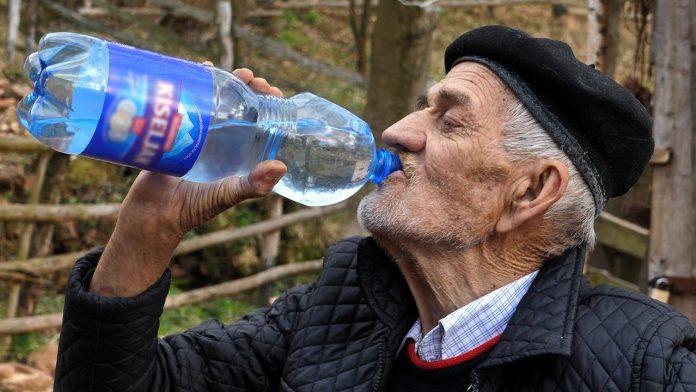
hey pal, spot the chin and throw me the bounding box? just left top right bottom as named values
left=359, top=189, right=490, bottom=250
left=357, top=188, right=400, bottom=236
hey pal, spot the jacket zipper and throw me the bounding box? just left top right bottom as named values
left=371, top=337, right=387, bottom=392
left=466, top=371, right=481, bottom=392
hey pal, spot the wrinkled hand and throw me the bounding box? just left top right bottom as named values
left=91, top=68, right=287, bottom=297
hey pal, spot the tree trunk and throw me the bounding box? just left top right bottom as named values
left=363, top=0, right=438, bottom=142
left=7, top=0, right=22, bottom=63
left=217, top=0, right=234, bottom=70
left=349, top=0, right=373, bottom=75
left=648, top=0, right=696, bottom=322
left=587, top=0, right=623, bottom=77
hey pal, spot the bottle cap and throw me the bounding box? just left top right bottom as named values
left=369, top=149, right=402, bottom=184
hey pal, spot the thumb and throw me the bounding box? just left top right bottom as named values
left=222, top=160, right=287, bottom=205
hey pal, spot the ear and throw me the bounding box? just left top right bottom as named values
left=496, top=160, right=569, bottom=233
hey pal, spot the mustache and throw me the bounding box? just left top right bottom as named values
left=399, top=153, right=420, bottom=182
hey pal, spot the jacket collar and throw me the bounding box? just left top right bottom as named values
left=356, top=237, right=418, bottom=351
left=478, top=246, right=586, bottom=369
left=356, top=237, right=586, bottom=367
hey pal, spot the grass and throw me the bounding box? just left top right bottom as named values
left=2, top=271, right=319, bottom=362
left=160, top=272, right=319, bottom=337
left=0, top=1, right=652, bottom=363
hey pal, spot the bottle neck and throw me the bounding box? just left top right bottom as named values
left=256, top=95, right=296, bottom=160
left=369, top=149, right=402, bottom=184
left=257, top=94, right=297, bottom=122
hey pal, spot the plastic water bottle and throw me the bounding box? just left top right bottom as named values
left=16, top=32, right=401, bottom=207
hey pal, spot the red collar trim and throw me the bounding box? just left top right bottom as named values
left=406, top=334, right=502, bottom=370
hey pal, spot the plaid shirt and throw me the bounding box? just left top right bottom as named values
left=403, top=270, right=539, bottom=362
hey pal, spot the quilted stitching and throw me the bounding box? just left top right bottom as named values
left=477, top=249, right=696, bottom=392
left=55, top=240, right=696, bottom=392
left=282, top=237, right=393, bottom=391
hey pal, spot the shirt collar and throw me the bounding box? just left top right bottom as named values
left=402, top=270, right=539, bottom=361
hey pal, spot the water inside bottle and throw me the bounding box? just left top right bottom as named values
left=17, top=35, right=108, bottom=155
left=183, top=118, right=375, bottom=206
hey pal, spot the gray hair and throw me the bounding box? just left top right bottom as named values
left=500, top=102, right=597, bottom=254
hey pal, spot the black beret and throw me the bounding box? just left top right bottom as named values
left=444, top=25, right=653, bottom=212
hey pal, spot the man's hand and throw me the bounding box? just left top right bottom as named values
left=89, top=68, right=287, bottom=297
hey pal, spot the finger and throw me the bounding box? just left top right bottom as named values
left=202, top=61, right=214, bottom=67
left=232, top=68, right=254, bottom=84
left=249, top=77, right=271, bottom=94
left=269, top=86, right=284, bottom=98
left=222, top=160, right=287, bottom=205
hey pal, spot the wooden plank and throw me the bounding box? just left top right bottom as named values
left=0, top=137, right=48, bottom=153
left=255, top=0, right=581, bottom=8
left=0, top=204, right=121, bottom=222
left=0, top=198, right=260, bottom=222
left=586, top=267, right=641, bottom=292
left=595, top=211, right=649, bottom=259
left=0, top=202, right=346, bottom=274
left=173, top=202, right=347, bottom=255
left=164, top=259, right=322, bottom=308
left=0, top=260, right=323, bottom=335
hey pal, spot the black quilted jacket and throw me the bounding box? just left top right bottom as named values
left=55, top=236, right=696, bottom=391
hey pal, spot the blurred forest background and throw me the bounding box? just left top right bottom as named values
left=0, top=0, right=689, bottom=389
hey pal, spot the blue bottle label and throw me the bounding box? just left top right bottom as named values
left=82, top=42, right=213, bottom=176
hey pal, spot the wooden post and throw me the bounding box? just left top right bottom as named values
left=31, top=154, right=70, bottom=257
left=217, top=0, right=234, bottom=70
left=257, top=195, right=283, bottom=306
left=1, top=151, right=51, bottom=356
left=587, top=0, right=623, bottom=77
left=6, top=0, right=22, bottom=63
left=649, top=0, right=696, bottom=322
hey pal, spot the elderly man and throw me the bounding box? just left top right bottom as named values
left=55, top=26, right=696, bottom=391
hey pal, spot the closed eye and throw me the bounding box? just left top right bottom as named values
left=441, top=115, right=475, bottom=136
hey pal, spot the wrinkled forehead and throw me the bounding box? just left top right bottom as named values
left=433, top=62, right=516, bottom=110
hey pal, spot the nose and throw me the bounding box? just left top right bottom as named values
left=381, top=112, right=426, bottom=153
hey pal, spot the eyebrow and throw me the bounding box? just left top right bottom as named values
left=414, top=88, right=472, bottom=110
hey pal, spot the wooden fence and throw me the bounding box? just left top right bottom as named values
left=0, top=0, right=652, bottom=339
left=0, top=135, right=348, bottom=336
left=0, top=0, right=366, bottom=342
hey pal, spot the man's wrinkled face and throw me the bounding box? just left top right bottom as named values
left=359, top=62, right=516, bottom=249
